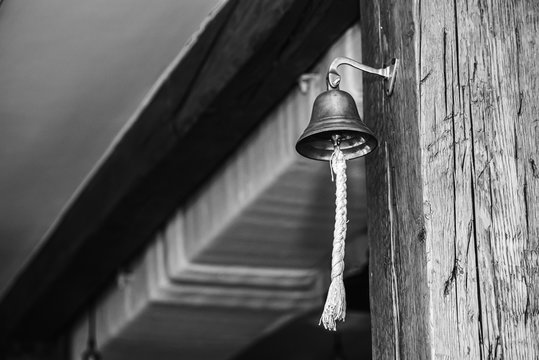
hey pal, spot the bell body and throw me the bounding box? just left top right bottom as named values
left=295, top=90, right=378, bottom=161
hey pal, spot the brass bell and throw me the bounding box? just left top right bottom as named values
left=295, top=56, right=398, bottom=161
left=295, top=89, right=377, bottom=161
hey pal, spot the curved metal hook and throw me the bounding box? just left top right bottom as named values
left=326, top=56, right=399, bottom=96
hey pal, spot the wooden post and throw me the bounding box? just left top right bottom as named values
left=362, top=0, right=539, bottom=358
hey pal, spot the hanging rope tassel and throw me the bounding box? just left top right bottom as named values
left=320, top=145, right=347, bottom=331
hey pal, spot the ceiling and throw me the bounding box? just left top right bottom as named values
left=0, top=0, right=220, bottom=295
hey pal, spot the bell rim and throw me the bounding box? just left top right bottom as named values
left=296, top=132, right=378, bottom=161
left=297, top=116, right=375, bottom=138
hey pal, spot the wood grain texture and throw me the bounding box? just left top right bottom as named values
left=0, top=0, right=360, bottom=343
left=362, top=0, right=539, bottom=358
left=361, top=0, right=430, bottom=358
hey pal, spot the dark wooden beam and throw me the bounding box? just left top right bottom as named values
left=0, top=0, right=359, bottom=342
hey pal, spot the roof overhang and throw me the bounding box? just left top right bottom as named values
left=0, top=0, right=359, bottom=344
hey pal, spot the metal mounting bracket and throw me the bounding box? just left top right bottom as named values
left=326, top=57, right=399, bottom=96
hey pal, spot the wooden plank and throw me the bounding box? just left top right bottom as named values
left=362, top=0, right=539, bottom=358
left=0, top=0, right=359, bottom=342
left=361, top=0, right=430, bottom=358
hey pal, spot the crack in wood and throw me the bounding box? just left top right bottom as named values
left=472, top=57, right=478, bottom=82
left=514, top=122, right=519, bottom=163
left=523, top=268, right=531, bottom=326
left=467, top=65, right=485, bottom=359
left=420, top=70, right=432, bottom=84
left=443, top=27, right=448, bottom=113
left=443, top=257, right=463, bottom=297
left=417, top=226, right=426, bottom=243
left=465, top=220, right=473, bottom=292
left=523, top=169, right=530, bottom=242
left=385, top=141, right=401, bottom=360
left=517, top=92, right=524, bottom=117
left=529, top=158, right=539, bottom=178
left=450, top=0, right=462, bottom=330
left=487, top=335, right=501, bottom=360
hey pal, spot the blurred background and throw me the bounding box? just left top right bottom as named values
left=0, top=1, right=372, bottom=359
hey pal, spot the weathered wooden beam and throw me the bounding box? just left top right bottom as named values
left=362, top=0, right=539, bottom=358
left=0, top=0, right=359, bottom=343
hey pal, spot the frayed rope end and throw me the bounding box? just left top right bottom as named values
left=319, top=276, right=346, bottom=331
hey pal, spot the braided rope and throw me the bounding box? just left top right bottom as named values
left=320, top=146, right=347, bottom=331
